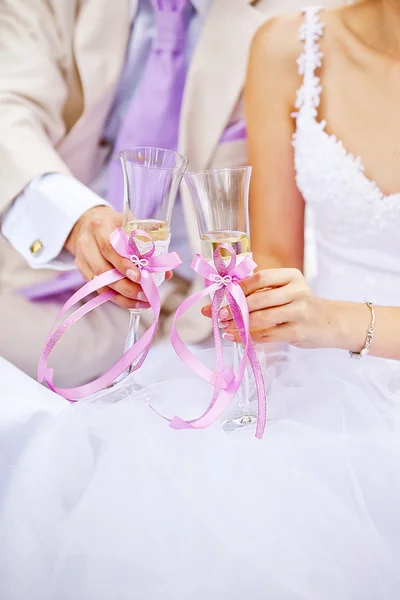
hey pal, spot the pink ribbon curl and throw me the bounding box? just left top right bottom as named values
left=37, top=227, right=182, bottom=401
left=156, top=243, right=267, bottom=439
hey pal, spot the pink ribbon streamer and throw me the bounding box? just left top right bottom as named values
left=37, top=227, right=182, bottom=401
left=156, top=244, right=267, bottom=439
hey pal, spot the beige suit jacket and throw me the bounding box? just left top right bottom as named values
left=0, top=0, right=339, bottom=344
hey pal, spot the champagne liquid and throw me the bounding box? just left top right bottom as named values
left=125, top=219, right=170, bottom=242
left=200, top=230, right=250, bottom=262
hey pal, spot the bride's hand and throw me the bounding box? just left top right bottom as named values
left=202, top=268, right=338, bottom=348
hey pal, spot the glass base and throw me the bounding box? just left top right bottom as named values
left=110, top=366, right=133, bottom=388
left=105, top=380, right=144, bottom=402
left=222, top=407, right=258, bottom=433
left=84, top=376, right=152, bottom=404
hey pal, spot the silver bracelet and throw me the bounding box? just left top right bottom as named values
left=349, top=301, right=376, bottom=359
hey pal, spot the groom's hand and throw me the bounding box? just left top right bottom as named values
left=65, top=206, right=152, bottom=309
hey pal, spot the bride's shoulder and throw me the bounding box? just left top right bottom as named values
left=248, top=6, right=342, bottom=76
left=249, top=8, right=342, bottom=77
left=251, top=13, right=304, bottom=68
left=248, top=13, right=306, bottom=88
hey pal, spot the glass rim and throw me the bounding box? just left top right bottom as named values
left=185, top=165, right=251, bottom=177
left=119, top=147, right=189, bottom=171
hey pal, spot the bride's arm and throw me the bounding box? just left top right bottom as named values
left=203, top=18, right=400, bottom=361
left=330, top=301, right=400, bottom=361
left=245, top=16, right=305, bottom=271
left=210, top=269, right=400, bottom=361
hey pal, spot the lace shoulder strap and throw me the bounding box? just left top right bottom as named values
left=294, top=6, right=324, bottom=117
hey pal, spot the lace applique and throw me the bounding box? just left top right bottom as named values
left=292, top=7, right=324, bottom=118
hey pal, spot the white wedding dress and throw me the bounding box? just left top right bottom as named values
left=1, top=7, right=400, bottom=599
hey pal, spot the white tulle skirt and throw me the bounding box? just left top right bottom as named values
left=1, top=345, right=400, bottom=600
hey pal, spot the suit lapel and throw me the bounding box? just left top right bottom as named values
left=59, top=0, right=133, bottom=182
left=73, top=0, right=133, bottom=110
left=179, top=0, right=267, bottom=171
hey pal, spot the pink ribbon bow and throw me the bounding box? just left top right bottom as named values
left=155, top=244, right=267, bottom=439
left=37, top=227, right=182, bottom=401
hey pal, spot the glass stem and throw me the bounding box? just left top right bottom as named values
left=124, top=309, right=142, bottom=374
left=234, top=342, right=251, bottom=409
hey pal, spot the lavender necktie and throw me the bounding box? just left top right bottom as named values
left=21, top=0, right=189, bottom=301
left=107, top=0, right=189, bottom=213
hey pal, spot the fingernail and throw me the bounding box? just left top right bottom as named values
left=222, top=333, right=235, bottom=342
left=136, top=291, right=146, bottom=302
left=219, top=320, right=230, bottom=329
left=126, top=268, right=139, bottom=283
left=219, top=308, right=230, bottom=321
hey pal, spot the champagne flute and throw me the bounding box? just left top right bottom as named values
left=184, top=166, right=258, bottom=432
left=112, top=147, right=188, bottom=395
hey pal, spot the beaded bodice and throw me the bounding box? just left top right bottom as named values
left=293, top=7, right=400, bottom=305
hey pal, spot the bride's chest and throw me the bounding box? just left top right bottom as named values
left=293, top=115, right=400, bottom=255
left=311, top=44, right=400, bottom=193
left=318, top=70, right=400, bottom=198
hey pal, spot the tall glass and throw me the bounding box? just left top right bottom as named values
left=115, top=147, right=188, bottom=392
left=184, top=166, right=258, bottom=432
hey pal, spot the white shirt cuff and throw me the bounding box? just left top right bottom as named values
left=1, top=174, right=109, bottom=270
